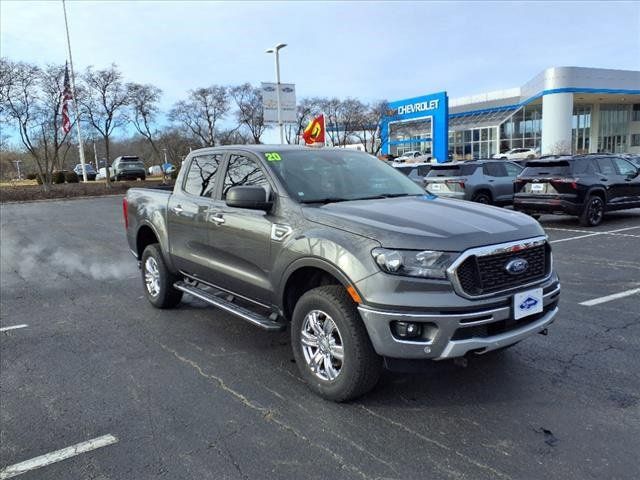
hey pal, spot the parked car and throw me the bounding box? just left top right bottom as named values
left=395, top=150, right=423, bottom=162
left=111, top=156, right=146, bottom=181
left=73, top=163, right=97, bottom=181
left=124, top=145, right=560, bottom=401
left=513, top=155, right=640, bottom=226
left=493, top=148, right=538, bottom=160
left=391, top=162, right=432, bottom=186
left=424, top=159, right=523, bottom=205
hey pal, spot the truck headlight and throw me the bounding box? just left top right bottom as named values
left=371, top=248, right=456, bottom=279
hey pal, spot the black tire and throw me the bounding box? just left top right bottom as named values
left=141, top=244, right=183, bottom=308
left=472, top=191, right=492, bottom=204
left=291, top=285, right=382, bottom=402
left=579, top=195, right=605, bottom=227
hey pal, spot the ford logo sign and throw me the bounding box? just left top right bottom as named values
left=505, top=258, right=529, bottom=275
left=519, top=297, right=539, bottom=311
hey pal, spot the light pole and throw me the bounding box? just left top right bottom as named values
left=266, top=43, right=287, bottom=144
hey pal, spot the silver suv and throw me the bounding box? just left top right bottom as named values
left=425, top=160, right=523, bottom=205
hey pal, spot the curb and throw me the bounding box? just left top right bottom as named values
left=0, top=193, right=126, bottom=205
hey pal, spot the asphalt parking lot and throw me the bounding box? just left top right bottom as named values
left=1, top=196, right=639, bottom=480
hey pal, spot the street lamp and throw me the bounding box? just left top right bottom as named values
left=265, top=43, right=287, bottom=144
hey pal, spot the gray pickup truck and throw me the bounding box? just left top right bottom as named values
left=124, top=145, right=560, bottom=401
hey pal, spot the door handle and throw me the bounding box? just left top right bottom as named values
left=173, top=205, right=184, bottom=214
left=210, top=214, right=225, bottom=225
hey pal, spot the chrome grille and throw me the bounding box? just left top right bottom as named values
left=452, top=239, right=550, bottom=297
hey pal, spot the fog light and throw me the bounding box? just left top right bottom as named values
left=393, top=321, right=422, bottom=339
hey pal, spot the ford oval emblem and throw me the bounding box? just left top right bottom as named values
left=505, top=258, right=529, bottom=275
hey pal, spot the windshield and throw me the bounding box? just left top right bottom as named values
left=427, top=164, right=477, bottom=177
left=263, top=149, right=425, bottom=203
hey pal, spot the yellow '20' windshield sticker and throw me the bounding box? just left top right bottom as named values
left=265, top=152, right=282, bottom=162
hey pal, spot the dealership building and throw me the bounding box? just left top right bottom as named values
left=381, top=66, right=640, bottom=161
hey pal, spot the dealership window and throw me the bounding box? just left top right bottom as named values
left=598, top=104, right=630, bottom=153
left=632, top=104, right=640, bottom=122
left=631, top=134, right=640, bottom=147
left=572, top=105, right=591, bottom=154
left=498, top=104, right=542, bottom=153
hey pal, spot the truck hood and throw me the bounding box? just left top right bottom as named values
left=302, top=195, right=545, bottom=251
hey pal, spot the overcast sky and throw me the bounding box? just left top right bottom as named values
left=2, top=0, right=639, bottom=142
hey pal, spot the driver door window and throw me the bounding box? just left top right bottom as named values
left=222, top=155, right=270, bottom=199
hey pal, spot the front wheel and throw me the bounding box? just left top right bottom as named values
left=291, top=286, right=382, bottom=402
left=579, top=195, right=605, bottom=227
left=141, top=244, right=183, bottom=308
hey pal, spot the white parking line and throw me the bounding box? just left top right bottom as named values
left=550, top=233, right=600, bottom=243
left=549, top=225, right=640, bottom=244
left=0, top=434, right=118, bottom=479
left=0, top=325, right=28, bottom=333
left=580, top=288, right=640, bottom=307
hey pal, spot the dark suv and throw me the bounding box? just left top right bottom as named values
left=513, top=155, right=640, bottom=226
left=424, top=160, right=523, bottom=205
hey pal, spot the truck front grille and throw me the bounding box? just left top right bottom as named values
left=455, top=243, right=549, bottom=296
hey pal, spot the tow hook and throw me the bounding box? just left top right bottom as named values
left=539, top=328, right=548, bottom=336
left=136, top=260, right=141, bottom=270
left=453, top=357, right=468, bottom=368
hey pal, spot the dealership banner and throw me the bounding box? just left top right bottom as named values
left=261, top=82, right=297, bottom=123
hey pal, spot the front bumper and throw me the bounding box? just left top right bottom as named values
left=357, top=281, right=560, bottom=360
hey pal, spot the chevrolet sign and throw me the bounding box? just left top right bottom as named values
left=397, top=99, right=440, bottom=115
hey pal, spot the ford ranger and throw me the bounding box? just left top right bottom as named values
left=123, top=145, right=560, bottom=401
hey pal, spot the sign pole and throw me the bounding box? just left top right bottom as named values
left=62, top=0, right=87, bottom=182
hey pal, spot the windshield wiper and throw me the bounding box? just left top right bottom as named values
left=354, top=193, right=419, bottom=200
left=299, top=197, right=353, bottom=204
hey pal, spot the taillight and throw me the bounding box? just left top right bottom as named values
left=551, top=178, right=579, bottom=189
left=445, top=179, right=466, bottom=188
left=122, top=197, right=129, bottom=229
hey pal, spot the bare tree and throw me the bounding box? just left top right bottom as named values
left=79, top=64, right=129, bottom=185
left=230, top=83, right=267, bottom=143
left=352, top=100, right=393, bottom=156
left=127, top=82, right=162, bottom=162
left=0, top=59, right=74, bottom=190
left=169, top=85, right=229, bottom=147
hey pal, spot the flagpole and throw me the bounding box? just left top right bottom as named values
left=62, top=0, right=88, bottom=182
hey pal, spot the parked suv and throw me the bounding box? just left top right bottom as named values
left=73, top=163, right=97, bottom=181
left=392, top=162, right=432, bottom=186
left=111, top=156, right=146, bottom=181
left=493, top=148, right=538, bottom=160
left=424, top=160, right=523, bottom=205
left=513, top=155, right=640, bottom=226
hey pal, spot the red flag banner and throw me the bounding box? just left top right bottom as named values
left=61, top=62, right=72, bottom=134
left=302, top=114, right=325, bottom=145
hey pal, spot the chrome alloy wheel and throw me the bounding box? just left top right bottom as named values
left=300, top=310, right=344, bottom=381
left=144, top=257, right=161, bottom=297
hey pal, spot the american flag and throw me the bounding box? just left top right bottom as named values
left=61, top=62, right=72, bottom=134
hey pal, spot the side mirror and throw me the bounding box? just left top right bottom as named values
left=225, top=186, right=273, bottom=211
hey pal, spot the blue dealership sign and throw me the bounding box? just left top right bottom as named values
left=381, top=91, right=448, bottom=162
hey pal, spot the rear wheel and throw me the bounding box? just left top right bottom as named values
left=141, top=244, right=183, bottom=308
left=472, top=191, right=492, bottom=204
left=579, top=195, right=605, bottom=227
left=291, top=286, right=382, bottom=402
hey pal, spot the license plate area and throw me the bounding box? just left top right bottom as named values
left=513, top=288, right=543, bottom=320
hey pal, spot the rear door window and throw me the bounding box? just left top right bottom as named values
left=183, top=153, right=223, bottom=197
left=483, top=163, right=507, bottom=177
left=596, top=158, right=617, bottom=176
